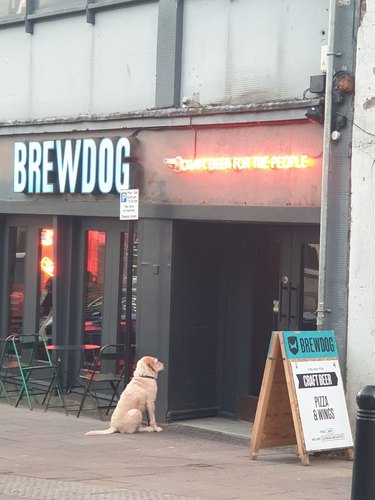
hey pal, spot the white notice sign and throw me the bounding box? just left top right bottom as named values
left=120, top=189, right=139, bottom=220
left=291, top=359, right=353, bottom=451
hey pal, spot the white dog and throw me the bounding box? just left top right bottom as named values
left=85, top=356, right=164, bottom=435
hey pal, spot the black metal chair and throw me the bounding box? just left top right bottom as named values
left=0, top=337, right=17, bottom=404
left=76, top=343, right=125, bottom=419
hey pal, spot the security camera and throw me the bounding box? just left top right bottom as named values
left=305, top=106, right=324, bottom=124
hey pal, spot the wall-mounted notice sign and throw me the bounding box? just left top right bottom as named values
left=250, top=331, right=353, bottom=466
left=120, top=189, right=139, bottom=220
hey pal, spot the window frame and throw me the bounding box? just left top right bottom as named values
left=0, top=0, right=158, bottom=33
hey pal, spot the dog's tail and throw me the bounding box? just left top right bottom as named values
left=85, top=427, right=116, bottom=436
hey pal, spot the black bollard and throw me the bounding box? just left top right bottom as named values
left=351, top=385, right=375, bottom=500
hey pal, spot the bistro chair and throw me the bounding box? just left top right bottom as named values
left=76, top=343, right=125, bottom=419
left=6, top=333, right=66, bottom=412
left=0, top=337, right=17, bottom=404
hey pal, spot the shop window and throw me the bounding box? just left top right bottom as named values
left=119, top=232, right=137, bottom=362
left=39, top=228, right=54, bottom=339
left=0, top=0, right=25, bottom=18
left=84, top=230, right=106, bottom=345
left=118, top=231, right=137, bottom=373
left=8, top=227, right=27, bottom=334
left=33, top=0, right=85, bottom=10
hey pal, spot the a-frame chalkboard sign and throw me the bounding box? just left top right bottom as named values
left=250, top=331, right=353, bottom=466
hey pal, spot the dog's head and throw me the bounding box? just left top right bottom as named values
left=136, top=356, right=164, bottom=378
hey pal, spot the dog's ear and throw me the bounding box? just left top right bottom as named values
left=145, top=357, right=157, bottom=372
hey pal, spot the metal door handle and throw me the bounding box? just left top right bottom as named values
left=289, top=284, right=298, bottom=320
left=278, top=276, right=289, bottom=323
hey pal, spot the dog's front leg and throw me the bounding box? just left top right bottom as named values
left=146, top=401, right=162, bottom=432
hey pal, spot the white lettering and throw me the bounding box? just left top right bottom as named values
left=98, top=138, right=114, bottom=194
left=56, top=139, right=81, bottom=193
left=42, top=141, right=55, bottom=194
left=28, top=142, right=42, bottom=193
left=115, top=137, right=131, bottom=192
left=13, top=137, right=134, bottom=194
left=81, top=139, right=97, bottom=193
left=14, top=142, right=27, bottom=192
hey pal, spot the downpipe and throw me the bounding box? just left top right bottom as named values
left=317, top=0, right=336, bottom=330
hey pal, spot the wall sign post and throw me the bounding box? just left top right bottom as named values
left=250, top=331, right=353, bottom=466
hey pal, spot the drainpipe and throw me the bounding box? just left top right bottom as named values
left=317, top=0, right=358, bottom=377
left=317, top=0, right=336, bottom=330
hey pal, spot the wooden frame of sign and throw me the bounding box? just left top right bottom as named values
left=250, top=331, right=354, bottom=466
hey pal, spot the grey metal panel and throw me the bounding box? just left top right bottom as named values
left=0, top=4, right=158, bottom=121
left=140, top=204, right=321, bottom=223
left=0, top=198, right=320, bottom=223
left=319, top=0, right=359, bottom=377
left=181, top=0, right=329, bottom=106
left=53, top=216, right=83, bottom=345
left=136, top=218, right=173, bottom=421
left=52, top=216, right=84, bottom=384
left=23, top=226, right=43, bottom=334
left=155, top=0, right=183, bottom=107
left=0, top=197, right=320, bottom=223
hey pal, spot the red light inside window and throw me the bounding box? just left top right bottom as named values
left=40, top=256, right=54, bottom=277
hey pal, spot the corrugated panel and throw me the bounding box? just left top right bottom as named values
left=0, top=3, right=158, bottom=121
left=181, top=0, right=329, bottom=105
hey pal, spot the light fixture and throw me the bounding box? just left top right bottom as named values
left=330, top=71, right=354, bottom=136
left=305, top=106, right=324, bottom=124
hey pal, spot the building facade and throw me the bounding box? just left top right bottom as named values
left=0, top=0, right=330, bottom=422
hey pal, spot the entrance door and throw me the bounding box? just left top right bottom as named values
left=168, top=221, right=319, bottom=422
left=239, top=224, right=320, bottom=419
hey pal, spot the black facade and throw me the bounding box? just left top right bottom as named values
left=0, top=112, right=323, bottom=422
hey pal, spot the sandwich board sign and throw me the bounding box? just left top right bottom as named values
left=250, top=331, right=353, bottom=466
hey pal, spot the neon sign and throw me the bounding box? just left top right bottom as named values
left=41, top=229, right=54, bottom=247
left=164, top=155, right=312, bottom=173
left=40, top=256, right=54, bottom=277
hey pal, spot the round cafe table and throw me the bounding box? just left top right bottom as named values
left=46, top=343, right=101, bottom=394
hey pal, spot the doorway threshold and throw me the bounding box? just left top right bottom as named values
left=175, top=417, right=252, bottom=440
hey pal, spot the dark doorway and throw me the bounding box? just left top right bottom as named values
left=238, top=225, right=320, bottom=420
left=168, top=222, right=319, bottom=422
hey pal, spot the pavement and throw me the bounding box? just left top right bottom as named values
left=0, top=398, right=354, bottom=500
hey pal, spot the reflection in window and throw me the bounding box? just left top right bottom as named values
left=84, top=231, right=106, bottom=345
left=39, top=228, right=54, bottom=339
left=34, top=0, right=85, bottom=10
left=301, top=243, right=319, bottom=330
left=8, top=227, right=27, bottom=334
left=119, top=232, right=137, bottom=371
left=0, top=0, right=26, bottom=18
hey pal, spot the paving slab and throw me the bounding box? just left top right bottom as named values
left=0, top=400, right=353, bottom=500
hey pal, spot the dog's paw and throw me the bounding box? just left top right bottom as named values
left=154, top=426, right=163, bottom=432
left=138, top=425, right=154, bottom=433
